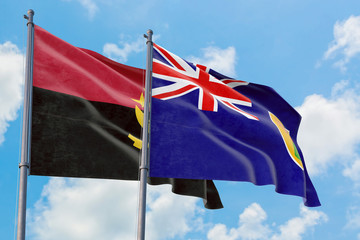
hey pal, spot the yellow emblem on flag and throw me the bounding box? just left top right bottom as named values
left=128, top=93, right=144, bottom=149
left=269, top=112, right=304, bottom=170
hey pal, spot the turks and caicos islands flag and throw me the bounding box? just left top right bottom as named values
left=30, top=26, right=223, bottom=209
left=149, top=44, right=320, bottom=207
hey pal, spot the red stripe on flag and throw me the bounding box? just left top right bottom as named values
left=154, top=44, right=186, bottom=71
left=153, top=84, right=196, bottom=99
left=200, top=91, right=216, bottom=111
left=33, top=25, right=144, bottom=108
left=222, top=79, right=247, bottom=84
left=223, top=101, right=259, bottom=120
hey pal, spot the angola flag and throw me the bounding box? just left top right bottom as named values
left=30, top=25, right=223, bottom=209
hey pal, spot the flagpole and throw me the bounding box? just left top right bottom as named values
left=137, top=29, right=153, bottom=240
left=17, top=9, right=35, bottom=240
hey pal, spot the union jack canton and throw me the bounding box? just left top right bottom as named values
left=152, top=44, right=258, bottom=120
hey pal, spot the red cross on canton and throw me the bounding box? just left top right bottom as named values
left=152, top=44, right=258, bottom=120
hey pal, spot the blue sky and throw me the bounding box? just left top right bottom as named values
left=1, top=0, right=360, bottom=239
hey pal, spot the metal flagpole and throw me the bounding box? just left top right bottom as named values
left=17, top=9, right=35, bottom=240
left=137, top=29, right=153, bottom=240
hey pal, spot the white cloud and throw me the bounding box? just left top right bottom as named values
left=103, top=36, right=146, bottom=63
left=323, top=15, right=360, bottom=72
left=28, top=178, right=139, bottom=240
left=207, top=203, right=327, bottom=240
left=28, top=178, right=201, bottom=240
left=0, top=41, right=24, bottom=145
left=104, top=42, right=236, bottom=75
left=236, top=203, right=271, bottom=240
left=345, top=206, right=360, bottom=230
left=208, top=224, right=240, bottom=240
left=270, top=206, right=328, bottom=240
left=79, top=0, right=98, bottom=18
left=208, top=203, right=270, bottom=240
left=188, top=46, right=237, bottom=77
left=296, top=80, right=360, bottom=176
left=62, top=0, right=98, bottom=19
left=146, top=184, right=202, bottom=239
left=343, top=159, right=360, bottom=184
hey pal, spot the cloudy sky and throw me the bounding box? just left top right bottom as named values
left=1, top=1, right=360, bottom=239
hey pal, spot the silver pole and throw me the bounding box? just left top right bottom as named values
left=137, top=29, right=153, bottom=240
left=17, top=9, right=34, bottom=240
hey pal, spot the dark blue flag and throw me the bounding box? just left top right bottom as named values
left=149, top=44, right=320, bottom=207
